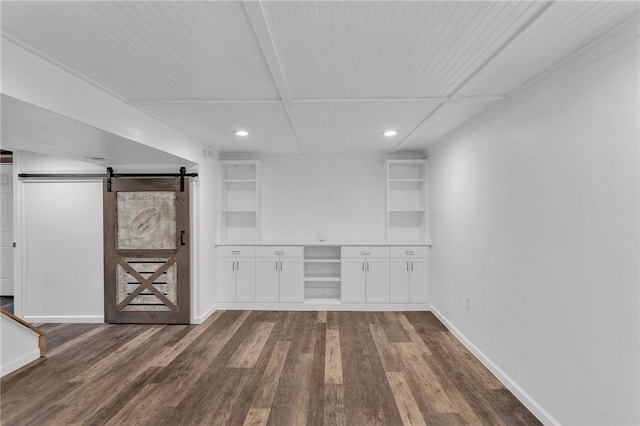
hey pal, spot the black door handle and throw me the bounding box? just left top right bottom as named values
left=180, top=231, right=186, bottom=246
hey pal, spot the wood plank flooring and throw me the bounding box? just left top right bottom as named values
left=1, top=311, right=540, bottom=425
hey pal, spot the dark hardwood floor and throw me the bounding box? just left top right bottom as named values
left=1, top=311, right=540, bottom=425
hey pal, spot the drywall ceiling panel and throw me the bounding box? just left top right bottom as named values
left=1, top=95, right=191, bottom=166
left=137, top=102, right=299, bottom=154
left=1, top=1, right=279, bottom=101
left=460, top=1, right=640, bottom=96
left=290, top=100, right=441, bottom=153
left=401, top=99, right=501, bottom=150
left=263, top=1, right=546, bottom=99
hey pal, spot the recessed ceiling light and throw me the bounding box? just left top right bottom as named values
left=382, top=130, right=397, bottom=137
left=233, top=130, right=249, bottom=137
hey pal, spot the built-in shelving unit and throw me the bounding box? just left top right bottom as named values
left=386, top=160, right=428, bottom=243
left=219, top=161, right=260, bottom=242
left=303, top=246, right=341, bottom=302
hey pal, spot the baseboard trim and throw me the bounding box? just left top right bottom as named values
left=24, top=315, right=104, bottom=324
left=216, top=302, right=431, bottom=311
left=1, top=349, right=40, bottom=377
left=193, top=306, right=217, bottom=324
left=431, top=307, right=559, bottom=426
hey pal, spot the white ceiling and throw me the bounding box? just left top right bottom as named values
left=1, top=95, right=193, bottom=166
left=2, top=1, right=638, bottom=155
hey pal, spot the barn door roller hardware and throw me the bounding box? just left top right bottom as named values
left=19, top=167, right=198, bottom=192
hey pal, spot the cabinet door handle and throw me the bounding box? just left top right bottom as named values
left=406, top=262, right=409, bottom=271
left=232, top=261, right=235, bottom=271
left=232, top=250, right=240, bottom=255
left=279, top=261, right=283, bottom=271
left=275, top=261, right=278, bottom=271
left=362, top=262, right=365, bottom=271
left=410, top=262, right=413, bottom=272
left=405, top=250, right=414, bottom=255
left=237, top=261, right=240, bottom=271
left=275, top=250, right=284, bottom=255
left=361, top=251, right=370, bottom=255
left=367, top=262, right=370, bottom=271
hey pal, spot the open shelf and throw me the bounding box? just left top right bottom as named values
left=219, top=161, right=260, bottom=242
left=304, top=276, right=341, bottom=282
left=304, top=245, right=341, bottom=301
left=305, top=280, right=340, bottom=300
left=304, top=298, right=341, bottom=304
left=387, top=160, right=428, bottom=243
left=304, top=259, right=341, bottom=263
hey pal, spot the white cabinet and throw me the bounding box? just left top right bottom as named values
left=390, top=257, right=429, bottom=304
left=255, top=258, right=280, bottom=302
left=341, top=259, right=366, bottom=303
left=409, top=258, right=429, bottom=303
left=255, top=256, right=303, bottom=302
left=218, top=257, right=255, bottom=302
left=341, top=256, right=389, bottom=304
left=218, top=258, right=238, bottom=302
left=366, top=259, right=390, bottom=303
left=219, top=244, right=427, bottom=307
left=280, top=259, right=304, bottom=302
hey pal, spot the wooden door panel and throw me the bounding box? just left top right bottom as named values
left=104, top=177, right=190, bottom=324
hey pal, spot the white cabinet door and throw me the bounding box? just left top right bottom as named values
left=218, top=259, right=237, bottom=302
left=366, top=258, right=390, bottom=303
left=410, top=258, right=429, bottom=303
left=279, top=259, right=304, bottom=302
left=390, top=259, right=410, bottom=303
left=341, top=259, right=365, bottom=303
left=255, top=258, right=279, bottom=302
left=236, top=259, right=256, bottom=302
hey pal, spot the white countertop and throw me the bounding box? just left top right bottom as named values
left=216, top=241, right=431, bottom=247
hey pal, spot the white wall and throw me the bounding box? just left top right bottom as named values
left=0, top=315, right=40, bottom=376
left=261, top=154, right=387, bottom=242
left=428, top=39, right=639, bottom=425
left=17, top=152, right=104, bottom=322
left=193, top=156, right=218, bottom=322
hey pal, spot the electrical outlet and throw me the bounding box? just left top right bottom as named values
left=465, top=295, right=471, bottom=311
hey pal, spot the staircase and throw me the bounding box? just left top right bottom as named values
left=1, top=308, right=46, bottom=377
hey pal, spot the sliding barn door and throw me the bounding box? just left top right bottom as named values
left=104, top=178, right=190, bottom=324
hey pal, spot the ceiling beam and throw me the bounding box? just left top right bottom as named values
left=130, top=96, right=505, bottom=105
left=242, top=0, right=305, bottom=155
left=391, top=1, right=554, bottom=153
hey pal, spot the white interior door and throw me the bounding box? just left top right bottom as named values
left=255, top=257, right=279, bottom=302
left=0, top=165, right=13, bottom=296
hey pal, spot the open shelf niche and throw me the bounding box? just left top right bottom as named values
left=219, top=161, right=260, bottom=242
left=304, top=246, right=341, bottom=302
left=386, top=159, right=428, bottom=243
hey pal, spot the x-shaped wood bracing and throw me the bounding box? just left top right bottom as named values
left=116, top=257, right=178, bottom=311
